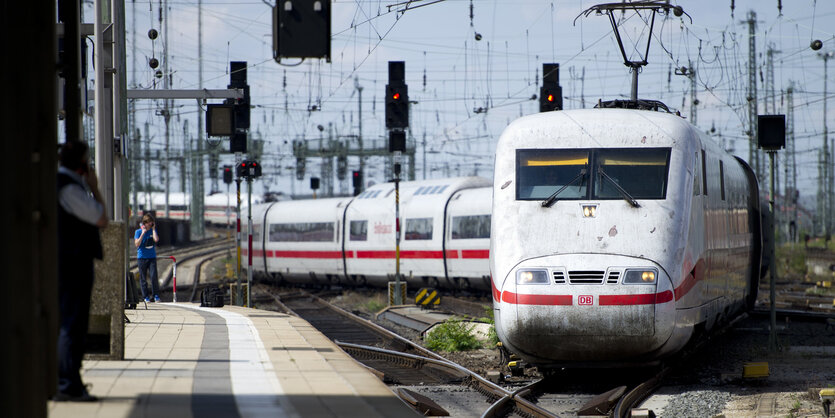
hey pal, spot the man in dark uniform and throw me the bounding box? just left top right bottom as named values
left=54, top=141, right=108, bottom=402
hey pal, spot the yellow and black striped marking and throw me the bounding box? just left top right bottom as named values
left=415, top=288, right=440, bottom=306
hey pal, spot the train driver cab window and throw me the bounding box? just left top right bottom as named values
left=349, top=220, right=367, bottom=241
left=405, top=218, right=433, bottom=240
left=516, top=149, right=589, bottom=200
left=594, top=148, right=671, bottom=199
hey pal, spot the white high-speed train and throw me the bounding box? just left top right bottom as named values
left=133, top=192, right=266, bottom=224
left=490, top=107, right=763, bottom=368
left=243, top=177, right=494, bottom=290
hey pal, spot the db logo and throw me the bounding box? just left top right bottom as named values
left=578, top=295, right=593, bottom=305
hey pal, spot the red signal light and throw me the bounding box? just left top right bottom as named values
left=547, top=94, right=554, bottom=102
left=392, top=92, right=400, bottom=100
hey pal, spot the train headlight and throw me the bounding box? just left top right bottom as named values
left=516, top=269, right=549, bottom=285
left=582, top=204, right=597, bottom=218
left=623, top=269, right=657, bottom=284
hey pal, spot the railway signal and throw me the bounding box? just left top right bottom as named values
left=272, top=0, right=331, bottom=62
left=352, top=170, right=362, bottom=196
left=236, top=160, right=261, bottom=179
left=539, top=63, right=563, bottom=112
left=386, top=61, right=409, bottom=129
left=222, top=165, right=233, bottom=184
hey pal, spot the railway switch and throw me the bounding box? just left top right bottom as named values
left=742, top=362, right=770, bottom=379
left=820, top=388, right=834, bottom=418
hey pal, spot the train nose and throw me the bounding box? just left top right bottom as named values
left=499, top=254, right=675, bottom=362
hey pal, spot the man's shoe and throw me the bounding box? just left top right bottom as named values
left=144, top=297, right=150, bottom=303
left=154, top=295, right=161, bottom=303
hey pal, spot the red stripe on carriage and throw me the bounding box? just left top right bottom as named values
left=272, top=250, right=343, bottom=259
left=355, top=250, right=447, bottom=259
left=461, top=249, right=490, bottom=259
left=598, top=290, right=673, bottom=305
left=501, top=291, right=573, bottom=305
left=674, top=259, right=706, bottom=301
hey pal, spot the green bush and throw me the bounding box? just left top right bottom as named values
left=424, top=319, right=483, bottom=352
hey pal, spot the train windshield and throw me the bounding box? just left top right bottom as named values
left=516, top=148, right=670, bottom=201
left=594, top=148, right=670, bottom=199
left=516, top=150, right=589, bottom=200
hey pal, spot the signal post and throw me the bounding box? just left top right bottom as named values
left=386, top=61, right=409, bottom=305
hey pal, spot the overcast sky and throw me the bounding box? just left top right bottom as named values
left=95, top=0, right=835, bottom=204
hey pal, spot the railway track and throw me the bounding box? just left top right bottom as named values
left=268, top=290, right=558, bottom=417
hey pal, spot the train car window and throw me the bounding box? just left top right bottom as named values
left=516, top=149, right=590, bottom=200
left=252, top=224, right=261, bottom=244
left=405, top=218, right=433, bottom=240
left=594, top=148, right=671, bottom=199
left=701, top=150, right=708, bottom=195
left=451, top=215, right=491, bottom=239
left=414, top=187, right=426, bottom=196
left=269, top=222, right=334, bottom=242
left=349, top=220, right=367, bottom=241
left=693, top=152, right=701, bottom=196
left=719, top=161, right=725, bottom=200
left=438, top=185, right=449, bottom=194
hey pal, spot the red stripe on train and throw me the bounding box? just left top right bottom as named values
left=460, top=249, right=489, bottom=259
left=501, top=291, right=573, bottom=305
left=272, top=250, right=344, bottom=259
left=355, top=250, right=449, bottom=259
left=598, top=290, right=673, bottom=305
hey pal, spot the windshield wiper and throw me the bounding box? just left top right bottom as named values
left=598, top=167, right=640, bottom=208
left=541, top=167, right=587, bottom=208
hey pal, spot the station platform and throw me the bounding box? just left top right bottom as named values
left=48, top=303, right=419, bottom=417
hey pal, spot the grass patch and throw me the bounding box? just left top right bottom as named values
left=424, top=319, right=483, bottom=352
left=364, top=299, right=387, bottom=313
left=478, top=306, right=499, bottom=346
left=776, top=243, right=807, bottom=279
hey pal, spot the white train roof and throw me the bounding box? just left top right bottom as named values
left=350, top=176, right=491, bottom=213
left=497, top=108, right=698, bottom=151
left=265, top=197, right=353, bottom=222
left=446, top=187, right=493, bottom=216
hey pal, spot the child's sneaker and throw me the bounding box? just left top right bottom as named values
left=144, top=297, right=150, bottom=303
left=154, top=295, right=161, bottom=303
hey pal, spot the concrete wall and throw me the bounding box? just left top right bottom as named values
left=90, top=222, right=126, bottom=360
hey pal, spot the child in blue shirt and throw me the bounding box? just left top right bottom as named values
left=134, top=214, right=160, bottom=302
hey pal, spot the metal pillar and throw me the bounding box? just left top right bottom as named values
left=235, top=156, right=242, bottom=305
left=820, top=52, right=833, bottom=238
left=745, top=11, right=760, bottom=181
left=95, top=0, right=114, bottom=217
left=393, top=153, right=403, bottom=305
left=768, top=151, right=777, bottom=351
left=247, top=178, right=253, bottom=307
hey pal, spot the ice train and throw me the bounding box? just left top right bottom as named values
left=490, top=107, right=763, bottom=367
left=243, top=177, right=494, bottom=290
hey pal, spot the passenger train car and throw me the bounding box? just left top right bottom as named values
left=490, top=108, right=762, bottom=367
left=244, top=177, right=493, bottom=290
left=133, top=192, right=266, bottom=225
